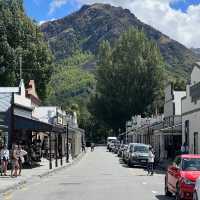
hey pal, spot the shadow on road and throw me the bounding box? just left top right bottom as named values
left=155, top=195, right=174, bottom=200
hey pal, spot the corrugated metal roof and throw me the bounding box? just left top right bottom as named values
left=0, top=87, right=19, bottom=93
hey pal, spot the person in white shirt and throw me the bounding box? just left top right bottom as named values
left=16, top=145, right=27, bottom=176
left=0, top=144, right=9, bottom=176
left=147, top=147, right=155, bottom=176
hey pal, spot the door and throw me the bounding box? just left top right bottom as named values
left=194, top=132, right=198, bottom=154
left=168, top=157, right=181, bottom=192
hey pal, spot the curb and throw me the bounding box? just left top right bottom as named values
left=0, top=152, right=86, bottom=194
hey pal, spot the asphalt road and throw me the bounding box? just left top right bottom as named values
left=2, top=147, right=175, bottom=200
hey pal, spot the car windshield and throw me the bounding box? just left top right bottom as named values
left=108, top=139, right=116, bottom=143
left=134, top=145, right=149, bottom=153
left=182, top=158, right=200, bottom=171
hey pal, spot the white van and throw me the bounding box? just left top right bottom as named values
left=107, top=137, right=117, bottom=151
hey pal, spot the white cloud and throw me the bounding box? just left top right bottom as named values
left=39, top=18, right=56, bottom=25
left=49, top=0, right=69, bottom=15
left=75, top=0, right=200, bottom=48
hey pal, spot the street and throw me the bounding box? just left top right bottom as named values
left=2, top=147, right=174, bottom=200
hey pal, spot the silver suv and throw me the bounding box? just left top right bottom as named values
left=126, top=143, right=149, bottom=167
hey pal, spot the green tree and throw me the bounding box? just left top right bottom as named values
left=46, top=51, right=96, bottom=130
left=91, top=28, right=165, bottom=132
left=0, top=0, right=53, bottom=98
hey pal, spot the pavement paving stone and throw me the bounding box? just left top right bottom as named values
left=0, top=153, right=84, bottom=194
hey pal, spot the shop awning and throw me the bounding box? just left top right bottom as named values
left=14, top=115, right=65, bottom=133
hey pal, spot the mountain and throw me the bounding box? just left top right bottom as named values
left=41, top=3, right=199, bottom=78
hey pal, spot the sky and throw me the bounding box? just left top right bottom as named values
left=23, top=0, right=200, bottom=48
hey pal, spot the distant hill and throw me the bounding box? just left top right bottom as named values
left=41, top=3, right=199, bottom=78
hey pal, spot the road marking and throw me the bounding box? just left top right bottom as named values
left=152, top=190, right=158, bottom=194
left=3, top=192, right=13, bottom=200
left=142, top=182, right=147, bottom=185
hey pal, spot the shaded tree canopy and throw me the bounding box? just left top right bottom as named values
left=90, top=28, right=165, bottom=132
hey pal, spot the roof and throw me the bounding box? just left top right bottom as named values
left=107, top=137, right=117, bottom=139
left=179, top=154, right=200, bottom=158
left=0, top=87, right=19, bottom=93
left=194, top=62, right=200, bottom=69
left=129, top=143, right=149, bottom=146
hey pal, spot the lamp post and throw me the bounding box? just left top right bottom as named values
left=49, top=132, right=52, bottom=169
left=66, top=122, right=69, bottom=163
left=65, top=114, right=70, bottom=163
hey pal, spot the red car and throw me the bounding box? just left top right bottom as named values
left=165, top=155, right=200, bottom=200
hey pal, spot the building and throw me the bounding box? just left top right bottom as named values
left=155, top=84, right=186, bottom=160
left=125, top=83, right=186, bottom=161
left=182, top=63, right=200, bottom=154
left=34, top=106, right=84, bottom=158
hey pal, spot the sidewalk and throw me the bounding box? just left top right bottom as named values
left=0, top=153, right=85, bottom=194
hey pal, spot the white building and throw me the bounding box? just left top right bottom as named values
left=155, top=84, right=186, bottom=160
left=182, top=63, right=200, bottom=154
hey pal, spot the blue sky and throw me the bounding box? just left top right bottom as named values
left=170, top=0, right=200, bottom=11
left=23, top=0, right=200, bottom=48
left=23, top=0, right=200, bottom=22
left=23, top=0, right=80, bottom=22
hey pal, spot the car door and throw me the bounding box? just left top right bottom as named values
left=168, top=156, right=181, bottom=192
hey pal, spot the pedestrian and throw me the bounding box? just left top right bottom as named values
left=82, top=143, right=86, bottom=153
left=16, top=145, right=27, bottom=176
left=91, top=143, right=95, bottom=152
left=11, top=145, right=19, bottom=177
left=0, top=144, right=9, bottom=176
left=147, top=147, right=155, bottom=176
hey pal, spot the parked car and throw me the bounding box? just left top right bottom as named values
left=193, top=177, right=200, bottom=200
left=113, top=140, right=120, bottom=154
left=118, top=144, right=125, bottom=157
left=122, top=145, right=128, bottom=161
left=125, top=143, right=149, bottom=167
left=165, top=154, right=200, bottom=200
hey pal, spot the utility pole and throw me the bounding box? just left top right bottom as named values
left=19, top=55, right=22, bottom=80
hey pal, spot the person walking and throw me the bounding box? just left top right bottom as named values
left=16, top=145, right=27, bottom=176
left=0, top=144, right=9, bottom=176
left=82, top=143, right=86, bottom=153
left=91, top=143, right=95, bottom=152
left=147, top=147, right=155, bottom=176
left=11, top=145, right=19, bottom=177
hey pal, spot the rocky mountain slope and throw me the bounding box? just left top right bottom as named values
left=41, top=3, right=199, bottom=78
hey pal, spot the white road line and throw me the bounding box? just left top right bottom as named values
left=152, top=190, right=158, bottom=194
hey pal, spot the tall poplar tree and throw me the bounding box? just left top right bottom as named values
left=91, top=28, right=164, bottom=132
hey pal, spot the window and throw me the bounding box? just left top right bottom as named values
left=185, top=120, right=189, bottom=145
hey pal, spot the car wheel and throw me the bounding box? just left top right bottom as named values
left=128, top=159, right=132, bottom=167
left=176, top=185, right=182, bottom=200
left=193, top=191, right=198, bottom=200
left=165, top=177, right=172, bottom=197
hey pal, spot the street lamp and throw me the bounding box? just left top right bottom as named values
left=65, top=114, right=71, bottom=163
